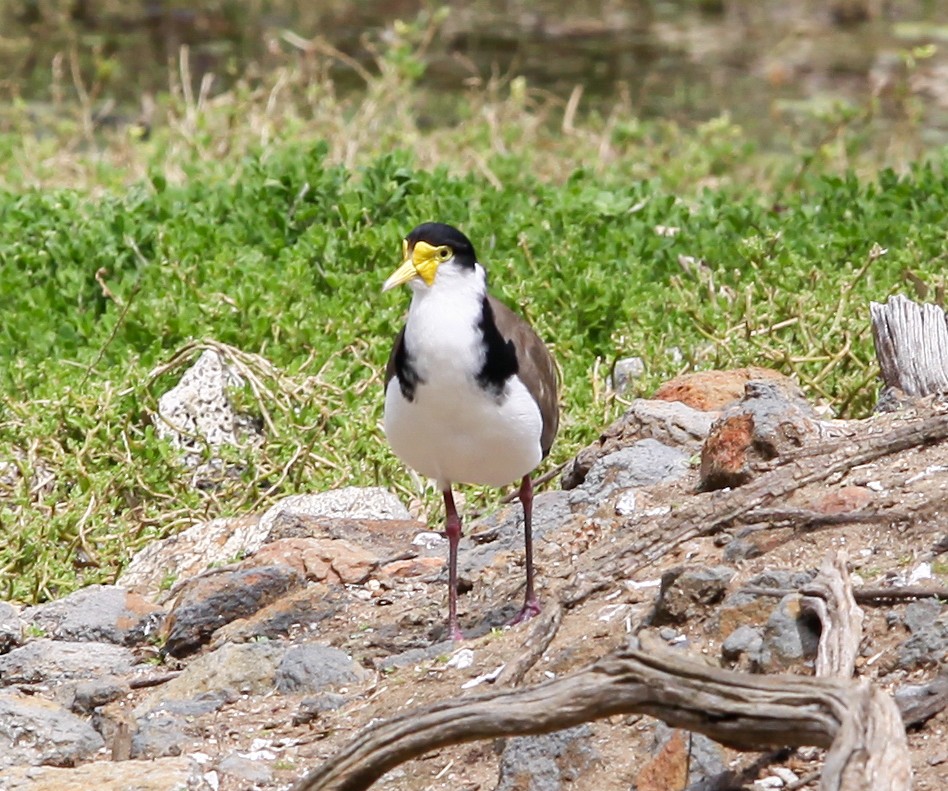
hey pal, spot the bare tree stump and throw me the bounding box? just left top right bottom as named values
left=870, top=295, right=948, bottom=396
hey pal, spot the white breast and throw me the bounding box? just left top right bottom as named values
left=383, top=263, right=544, bottom=490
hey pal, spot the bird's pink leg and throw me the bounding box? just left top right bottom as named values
left=509, top=474, right=541, bottom=625
left=443, top=487, right=464, bottom=641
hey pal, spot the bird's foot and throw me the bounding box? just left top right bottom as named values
left=507, top=598, right=541, bottom=627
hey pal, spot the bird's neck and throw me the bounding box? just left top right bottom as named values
left=405, top=266, right=489, bottom=379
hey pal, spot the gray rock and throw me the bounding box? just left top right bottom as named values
left=562, top=398, right=713, bottom=489
left=610, top=356, right=645, bottom=395
left=495, top=724, right=597, bottom=791
left=130, top=712, right=187, bottom=759
left=722, top=625, right=764, bottom=662
left=0, top=601, right=24, bottom=654
left=22, top=585, right=162, bottom=646
left=723, top=537, right=763, bottom=562
left=376, top=641, right=455, bottom=673
left=652, top=566, right=734, bottom=625
left=295, top=693, right=347, bottom=724
left=0, top=640, right=136, bottom=685
left=258, top=488, right=412, bottom=540
left=136, top=642, right=284, bottom=715
left=0, top=689, right=105, bottom=768
left=567, top=439, right=689, bottom=509
left=759, top=594, right=820, bottom=670
left=276, top=644, right=367, bottom=694
left=151, top=689, right=235, bottom=717
left=903, top=599, right=944, bottom=635
left=57, top=679, right=127, bottom=715
left=154, top=348, right=261, bottom=471
left=218, top=752, right=274, bottom=785
left=897, top=618, right=948, bottom=670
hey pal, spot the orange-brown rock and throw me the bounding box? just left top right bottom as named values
left=653, top=367, right=795, bottom=412
left=246, top=537, right=378, bottom=585
left=380, top=557, right=445, bottom=579
left=812, top=486, right=874, bottom=515
left=699, top=413, right=755, bottom=490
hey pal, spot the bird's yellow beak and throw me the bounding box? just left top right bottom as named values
left=383, top=241, right=441, bottom=291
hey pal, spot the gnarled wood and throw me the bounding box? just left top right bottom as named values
left=801, top=551, right=864, bottom=678
left=292, top=640, right=911, bottom=791
left=871, top=295, right=948, bottom=396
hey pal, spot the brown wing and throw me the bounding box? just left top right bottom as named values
left=488, top=295, right=559, bottom=457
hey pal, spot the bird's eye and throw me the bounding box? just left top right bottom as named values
left=438, top=246, right=452, bottom=260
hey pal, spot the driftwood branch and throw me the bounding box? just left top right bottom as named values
left=742, top=585, right=948, bottom=606
left=293, top=638, right=911, bottom=791
left=871, top=295, right=948, bottom=396
left=801, top=551, right=864, bottom=678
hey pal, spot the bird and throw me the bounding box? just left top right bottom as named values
left=382, top=222, right=559, bottom=641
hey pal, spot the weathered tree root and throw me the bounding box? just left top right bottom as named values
left=292, top=638, right=910, bottom=791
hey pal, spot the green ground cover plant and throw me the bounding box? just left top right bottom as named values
left=1, top=149, right=945, bottom=603
left=0, top=12, right=945, bottom=603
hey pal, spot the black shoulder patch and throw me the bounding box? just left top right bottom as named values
left=476, top=297, right=519, bottom=395
left=388, top=328, right=423, bottom=402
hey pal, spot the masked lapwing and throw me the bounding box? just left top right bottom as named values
left=382, top=222, right=559, bottom=641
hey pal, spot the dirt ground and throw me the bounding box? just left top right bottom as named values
left=113, top=404, right=948, bottom=790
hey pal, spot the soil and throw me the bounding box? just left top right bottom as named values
left=106, top=404, right=948, bottom=790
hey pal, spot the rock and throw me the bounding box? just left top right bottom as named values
left=699, top=380, right=819, bottom=491
left=811, top=486, right=874, bottom=515
left=294, top=693, right=348, bottom=724
left=652, top=566, right=734, bottom=625
left=161, top=565, right=304, bottom=657
left=635, top=726, right=688, bottom=791
left=709, top=569, right=816, bottom=641
left=0, top=690, right=105, bottom=768
left=759, top=594, right=821, bottom=670
left=897, top=617, right=948, bottom=670
left=218, top=752, right=274, bottom=785
left=0, top=756, right=201, bottom=790
left=567, top=440, right=690, bottom=510
left=57, top=679, right=127, bottom=715
left=0, top=640, right=136, bottom=685
left=137, top=642, right=284, bottom=713
left=154, top=347, right=262, bottom=471
left=130, top=712, right=185, bottom=758
left=638, top=723, right=729, bottom=789
left=653, top=367, right=798, bottom=411
left=0, top=601, right=24, bottom=654
left=246, top=537, right=378, bottom=585
left=903, top=599, right=944, bottom=635
left=610, top=356, right=645, bottom=395
left=275, top=644, right=368, bottom=694
left=495, top=724, right=597, bottom=791
left=721, top=625, right=765, bottom=665
left=258, top=488, right=412, bottom=540
left=21, top=585, right=163, bottom=646
left=209, top=585, right=342, bottom=647
left=562, top=399, right=712, bottom=489
left=117, top=513, right=264, bottom=597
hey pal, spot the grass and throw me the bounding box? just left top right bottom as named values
left=0, top=12, right=946, bottom=604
